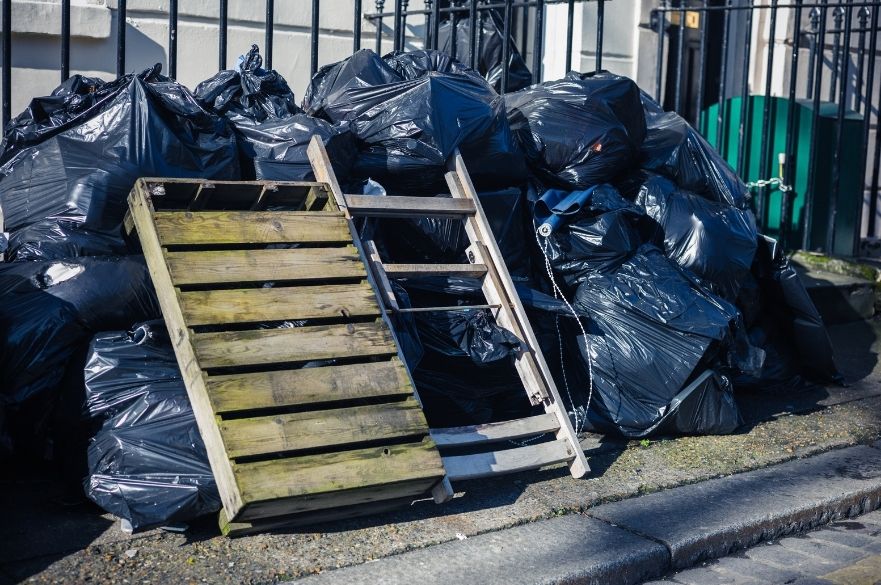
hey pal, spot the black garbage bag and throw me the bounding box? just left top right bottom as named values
left=0, top=256, right=160, bottom=456
left=735, top=235, right=841, bottom=387
left=570, top=244, right=744, bottom=436
left=437, top=11, right=533, bottom=93
left=414, top=308, right=522, bottom=364
left=0, top=65, right=240, bottom=233
left=302, top=49, right=402, bottom=120
left=505, top=71, right=646, bottom=190
left=194, top=44, right=300, bottom=123
left=535, top=184, right=647, bottom=284
left=389, top=282, right=534, bottom=426
left=195, top=45, right=356, bottom=181
left=6, top=218, right=130, bottom=261
left=83, top=321, right=220, bottom=532
left=633, top=172, right=757, bottom=299
left=304, top=49, right=525, bottom=191
left=246, top=115, right=356, bottom=181
left=639, top=93, right=749, bottom=209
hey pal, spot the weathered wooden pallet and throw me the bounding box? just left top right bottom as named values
left=126, top=177, right=450, bottom=536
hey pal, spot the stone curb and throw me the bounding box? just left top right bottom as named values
left=294, top=443, right=881, bottom=584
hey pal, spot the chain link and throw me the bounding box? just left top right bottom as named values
left=745, top=177, right=792, bottom=193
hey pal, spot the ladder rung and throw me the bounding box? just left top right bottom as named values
left=344, top=195, right=476, bottom=218
left=389, top=304, right=501, bottom=314
left=384, top=263, right=488, bottom=279
left=442, top=439, right=574, bottom=481
left=430, top=413, right=561, bottom=448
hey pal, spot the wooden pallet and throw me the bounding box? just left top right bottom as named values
left=307, top=137, right=590, bottom=483
left=126, top=177, right=450, bottom=536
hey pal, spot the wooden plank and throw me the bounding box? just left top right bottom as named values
left=192, top=321, right=397, bottom=369
left=364, top=240, right=400, bottom=311
left=126, top=182, right=245, bottom=518
left=178, top=283, right=380, bottom=326
left=220, top=399, right=428, bottom=459
left=219, top=496, right=417, bottom=537
left=206, top=359, right=413, bottom=413
left=165, top=247, right=366, bottom=286
left=390, top=304, right=500, bottom=314
left=238, top=477, right=439, bottom=522
left=154, top=211, right=350, bottom=246
left=234, top=439, right=445, bottom=516
left=383, top=263, right=488, bottom=279
left=430, top=413, right=560, bottom=448
left=442, top=439, right=573, bottom=482
left=343, top=195, right=476, bottom=218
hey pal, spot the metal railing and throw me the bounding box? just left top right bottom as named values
left=651, top=0, right=881, bottom=252
left=1, top=0, right=880, bottom=254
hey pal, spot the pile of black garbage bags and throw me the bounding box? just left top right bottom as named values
left=0, top=42, right=840, bottom=532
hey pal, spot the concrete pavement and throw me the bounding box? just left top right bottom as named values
left=298, top=443, right=881, bottom=584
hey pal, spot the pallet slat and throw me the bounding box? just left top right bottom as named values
left=179, top=283, right=380, bottom=326
left=165, top=247, right=366, bottom=286
left=206, top=360, right=413, bottom=413
left=234, top=439, right=445, bottom=520
left=343, top=195, right=476, bottom=218
left=220, top=399, right=428, bottom=459
left=192, top=321, right=397, bottom=369
left=430, top=414, right=560, bottom=448
left=154, top=211, right=351, bottom=245
left=442, top=439, right=573, bottom=481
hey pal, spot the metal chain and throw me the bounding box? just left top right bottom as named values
left=745, top=177, right=792, bottom=193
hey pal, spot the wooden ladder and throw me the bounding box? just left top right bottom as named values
left=307, top=137, right=590, bottom=482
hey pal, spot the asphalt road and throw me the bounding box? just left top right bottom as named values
left=646, top=509, right=881, bottom=585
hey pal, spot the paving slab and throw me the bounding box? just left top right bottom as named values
left=297, top=514, right=669, bottom=585
left=589, top=444, right=881, bottom=569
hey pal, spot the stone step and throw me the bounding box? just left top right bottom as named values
left=791, top=258, right=876, bottom=325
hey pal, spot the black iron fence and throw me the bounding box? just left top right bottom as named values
left=650, top=0, right=881, bottom=253
left=0, top=0, right=879, bottom=255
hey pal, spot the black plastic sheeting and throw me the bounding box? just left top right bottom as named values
left=303, top=49, right=525, bottom=191
left=437, top=11, right=533, bottom=93
left=195, top=45, right=355, bottom=182
left=506, top=71, right=646, bottom=190
left=639, top=93, right=749, bottom=209
left=630, top=172, right=758, bottom=300
left=735, top=236, right=842, bottom=389
left=532, top=184, right=748, bottom=436
left=6, top=219, right=131, bottom=261
left=0, top=256, right=160, bottom=456
left=83, top=321, right=220, bottom=533
left=0, top=65, right=240, bottom=234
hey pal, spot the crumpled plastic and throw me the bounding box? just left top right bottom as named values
left=536, top=184, right=646, bottom=284
left=6, top=218, right=130, bottom=261
left=195, top=45, right=355, bottom=181
left=194, top=44, right=301, bottom=124
left=571, top=244, right=745, bottom=437
left=84, top=321, right=219, bottom=532
left=735, top=235, right=841, bottom=387
left=0, top=257, right=160, bottom=456
left=639, top=92, right=749, bottom=209
left=437, top=11, right=533, bottom=93
left=506, top=71, right=647, bottom=189
left=303, top=49, right=525, bottom=191
left=0, top=64, right=240, bottom=233
left=633, top=172, right=757, bottom=299
left=414, top=308, right=522, bottom=364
